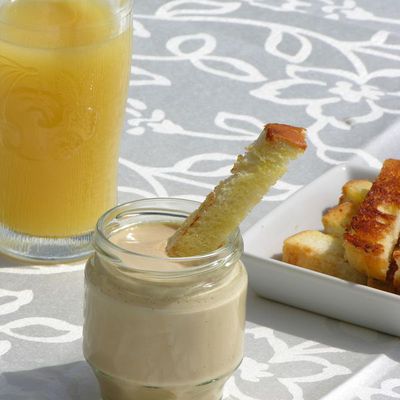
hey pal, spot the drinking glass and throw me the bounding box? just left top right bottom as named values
left=0, top=0, right=133, bottom=262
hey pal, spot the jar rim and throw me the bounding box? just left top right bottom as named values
left=93, top=198, right=243, bottom=277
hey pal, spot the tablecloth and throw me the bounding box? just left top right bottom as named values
left=1, top=1, right=400, bottom=399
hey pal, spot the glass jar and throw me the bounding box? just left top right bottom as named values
left=0, top=0, right=133, bottom=262
left=83, top=198, right=248, bottom=400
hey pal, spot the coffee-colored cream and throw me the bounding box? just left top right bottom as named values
left=113, top=222, right=178, bottom=258
left=83, top=222, right=247, bottom=400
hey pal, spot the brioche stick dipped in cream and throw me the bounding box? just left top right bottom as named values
left=166, top=123, right=307, bottom=257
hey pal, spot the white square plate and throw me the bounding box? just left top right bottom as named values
left=243, top=163, right=400, bottom=337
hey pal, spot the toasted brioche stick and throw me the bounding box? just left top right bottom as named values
left=324, top=180, right=372, bottom=238
left=344, top=159, right=400, bottom=281
left=322, top=202, right=358, bottom=238
left=167, top=124, right=306, bottom=257
left=323, top=176, right=400, bottom=289
left=339, top=180, right=372, bottom=205
left=283, top=230, right=366, bottom=284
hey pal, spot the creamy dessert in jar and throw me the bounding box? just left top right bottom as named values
left=83, top=198, right=247, bottom=400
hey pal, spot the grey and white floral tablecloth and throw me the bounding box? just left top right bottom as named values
left=1, top=1, right=400, bottom=399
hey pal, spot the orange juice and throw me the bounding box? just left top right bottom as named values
left=0, top=0, right=132, bottom=237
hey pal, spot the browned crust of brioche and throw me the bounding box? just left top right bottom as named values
left=266, top=123, right=307, bottom=150
left=391, top=241, right=400, bottom=291
left=394, top=249, right=400, bottom=272
left=388, top=257, right=398, bottom=283
left=367, top=277, right=395, bottom=293
left=345, top=159, right=400, bottom=253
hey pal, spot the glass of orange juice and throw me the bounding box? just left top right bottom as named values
left=0, top=0, right=133, bottom=262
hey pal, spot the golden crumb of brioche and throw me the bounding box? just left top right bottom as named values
left=339, top=180, right=372, bottom=205
left=282, top=230, right=366, bottom=284
left=322, top=201, right=357, bottom=238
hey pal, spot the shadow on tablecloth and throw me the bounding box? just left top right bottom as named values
left=0, top=361, right=100, bottom=400
left=246, top=288, right=400, bottom=364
